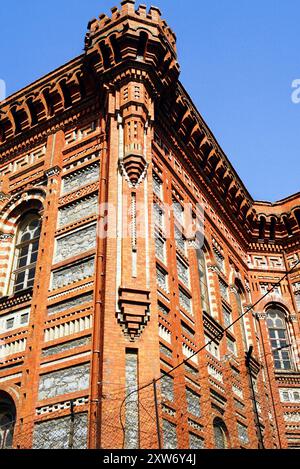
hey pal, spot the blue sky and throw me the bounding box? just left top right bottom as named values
left=1, top=0, right=299, bottom=202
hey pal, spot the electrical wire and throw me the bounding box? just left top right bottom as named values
left=119, top=258, right=300, bottom=447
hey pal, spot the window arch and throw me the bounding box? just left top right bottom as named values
left=0, top=392, right=16, bottom=449
left=197, top=247, right=211, bottom=315
left=258, top=216, right=266, bottom=240
left=213, top=418, right=229, bottom=449
left=266, top=306, right=292, bottom=370
left=10, top=212, right=41, bottom=294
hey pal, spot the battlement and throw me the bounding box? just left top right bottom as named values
left=85, top=1, right=177, bottom=54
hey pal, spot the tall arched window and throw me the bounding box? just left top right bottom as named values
left=0, top=392, right=16, bottom=449
left=266, top=306, right=292, bottom=370
left=11, top=213, right=41, bottom=294
left=213, top=418, right=229, bottom=449
left=197, top=248, right=211, bottom=315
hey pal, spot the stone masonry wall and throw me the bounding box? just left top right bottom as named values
left=38, top=363, right=90, bottom=400
left=33, top=412, right=88, bottom=449
left=51, top=257, right=94, bottom=290
left=54, top=224, right=96, bottom=263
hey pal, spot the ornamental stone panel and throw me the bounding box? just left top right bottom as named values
left=38, top=363, right=90, bottom=400
left=51, top=257, right=95, bottom=290
left=58, top=194, right=98, bottom=228
left=61, top=164, right=99, bottom=195
left=54, top=224, right=96, bottom=264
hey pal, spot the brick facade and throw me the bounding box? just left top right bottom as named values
left=0, top=0, right=299, bottom=449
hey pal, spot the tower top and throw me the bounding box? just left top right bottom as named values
left=85, top=1, right=177, bottom=57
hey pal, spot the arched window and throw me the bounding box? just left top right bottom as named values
left=213, top=418, right=229, bottom=449
left=11, top=213, right=41, bottom=294
left=258, top=216, right=266, bottom=240
left=266, top=306, right=292, bottom=370
left=0, top=392, right=16, bottom=449
left=197, top=248, right=211, bottom=315
left=269, top=217, right=276, bottom=241
left=235, top=280, right=248, bottom=350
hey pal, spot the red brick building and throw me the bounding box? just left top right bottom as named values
left=0, top=0, right=299, bottom=450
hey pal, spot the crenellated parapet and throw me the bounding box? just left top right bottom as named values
left=83, top=0, right=179, bottom=93
left=251, top=194, right=300, bottom=246
left=0, top=57, right=96, bottom=149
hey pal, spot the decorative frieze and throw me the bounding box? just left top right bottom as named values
left=59, top=181, right=99, bottom=206
left=182, top=343, right=198, bottom=364
left=0, top=145, right=46, bottom=177
left=0, top=291, right=33, bottom=311
left=284, top=412, right=300, bottom=423
left=44, top=315, right=92, bottom=342
left=207, top=364, right=223, bottom=383
left=0, top=338, right=27, bottom=360
left=188, top=418, right=203, bottom=433
left=159, top=324, right=171, bottom=344
left=61, top=163, right=99, bottom=195
left=36, top=396, right=89, bottom=415
left=162, top=404, right=176, bottom=417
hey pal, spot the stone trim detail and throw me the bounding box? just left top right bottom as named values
left=0, top=232, right=14, bottom=241
left=0, top=290, right=33, bottom=310
left=44, top=166, right=62, bottom=178
left=119, top=157, right=148, bottom=188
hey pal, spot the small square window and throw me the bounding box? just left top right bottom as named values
left=227, top=336, right=237, bottom=355
left=6, top=318, right=14, bottom=330
left=20, top=313, right=29, bottom=325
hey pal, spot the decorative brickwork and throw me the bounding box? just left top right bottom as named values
left=0, top=0, right=299, bottom=451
